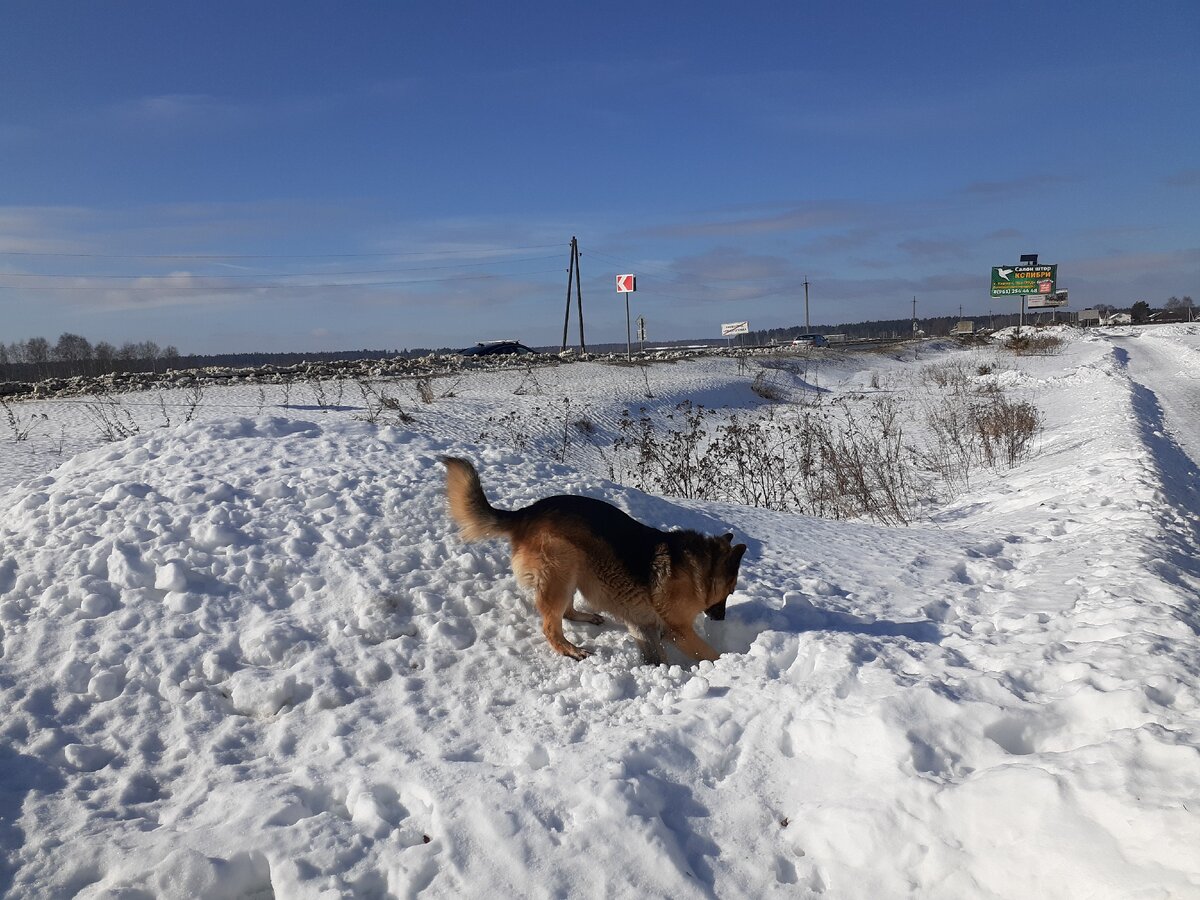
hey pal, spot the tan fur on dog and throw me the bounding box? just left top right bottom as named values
left=441, top=456, right=747, bottom=664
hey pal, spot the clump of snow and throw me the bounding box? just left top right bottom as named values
left=0, top=332, right=1198, bottom=896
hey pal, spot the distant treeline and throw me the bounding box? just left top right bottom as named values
left=1, top=334, right=183, bottom=381
left=744, top=313, right=1029, bottom=346
left=564, top=313, right=1037, bottom=353
left=4, top=299, right=1180, bottom=382
left=0, top=333, right=435, bottom=382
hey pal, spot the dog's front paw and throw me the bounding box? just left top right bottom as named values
left=548, top=637, right=591, bottom=660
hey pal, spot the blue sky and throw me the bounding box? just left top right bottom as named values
left=2, top=1, right=1197, bottom=354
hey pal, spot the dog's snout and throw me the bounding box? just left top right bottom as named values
left=704, top=599, right=727, bottom=620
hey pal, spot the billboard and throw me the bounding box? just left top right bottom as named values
left=1028, top=291, right=1069, bottom=309
left=991, top=264, right=1057, bottom=297
left=721, top=321, right=749, bottom=336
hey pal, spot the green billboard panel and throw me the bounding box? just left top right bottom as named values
left=991, top=264, right=1057, bottom=296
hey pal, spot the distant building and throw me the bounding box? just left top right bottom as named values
left=950, top=320, right=975, bottom=336
left=1077, top=309, right=1101, bottom=326
left=1148, top=308, right=1194, bottom=324
left=1103, top=313, right=1132, bottom=325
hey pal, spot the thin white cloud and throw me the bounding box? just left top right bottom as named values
left=0, top=206, right=99, bottom=255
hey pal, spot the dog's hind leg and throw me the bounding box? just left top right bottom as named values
left=513, top=541, right=590, bottom=661
left=564, top=597, right=604, bottom=626
left=531, top=573, right=591, bottom=661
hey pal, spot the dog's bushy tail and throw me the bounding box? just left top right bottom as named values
left=440, top=456, right=516, bottom=542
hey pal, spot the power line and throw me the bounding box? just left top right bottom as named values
left=0, top=254, right=562, bottom=280
left=573, top=254, right=809, bottom=306
left=587, top=247, right=802, bottom=283
left=582, top=248, right=679, bottom=279
left=0, top=267, right=567, bottom=291
left=0, top=243, right=564, bottom=261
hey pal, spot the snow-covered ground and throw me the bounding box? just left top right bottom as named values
left=1, top=326, right=1198, bottom=899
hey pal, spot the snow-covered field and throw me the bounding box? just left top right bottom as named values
left=1, top=326, right=1198, bottom=899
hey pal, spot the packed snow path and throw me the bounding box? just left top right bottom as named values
left=0, top=329, right=1197, bottom=898
left=1105, top=326, right=1200, bottom=478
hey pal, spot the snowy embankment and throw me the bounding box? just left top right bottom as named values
left=0, top=329, right=1198, bottom=898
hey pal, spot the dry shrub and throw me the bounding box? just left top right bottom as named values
left=976, top=398, right=1042, bottom=466
left=751, top=370, right=788, bottom=402
left=466, top=361, right=1047, bottom=528
left=1, top=398, right=43, bottom=442
left=1003, top=333, right=1064, bottom=355
left=923, top=361, right=972, bottom=390
left=415, top=376, right=435, bottom=404
left=917, top=391, right=1043, bottom=491
left=356, top=380, right=413, bottom=425
left=805, top=398, right=913, bottom=525
left=84, top=396, right=140, bottom=441
left=612, top=398, right=915, bottom=525
left=921, top=393, right=980, bottom=491
left=412, top=374, right=463, bottom=403
left=609, top=387, right=1044, bottom=526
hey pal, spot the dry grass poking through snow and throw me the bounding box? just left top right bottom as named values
left=0, top=348, right=1044, bottom=528
left=601, top=355, right=1043, bottom=525
left=1001, top=332, right=1066, bottom=356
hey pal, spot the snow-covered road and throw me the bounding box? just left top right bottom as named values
left=1104, top=327, right=1200, bottom=472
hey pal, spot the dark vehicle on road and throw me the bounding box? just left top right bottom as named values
left=458, top=340, right=536, bottom=356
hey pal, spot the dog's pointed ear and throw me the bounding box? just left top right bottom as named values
left=730, top=543, right=747, bottom=568
left=721, top=532, right=734, bottom=544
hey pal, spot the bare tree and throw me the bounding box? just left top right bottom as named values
left=54, top=332, right=94, bottom=376
left=94, top=341, right=116, bottom=374
left=137, top=341, right=162, bottom=373
left=116, top=342, right=139, bottom=373
left=25, top=337, right=51, bottom=378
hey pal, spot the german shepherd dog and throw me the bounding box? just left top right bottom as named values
left=440, top=456, right=747, bottom=665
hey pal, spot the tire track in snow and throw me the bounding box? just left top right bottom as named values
left=1108, top=341, right=1200, bottom=636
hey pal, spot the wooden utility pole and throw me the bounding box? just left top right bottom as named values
left=560, top=237, right=586, bottom=353
left=804, top=277, right=811, bottom=333
left=561, top=237, right=575, bottom=352
left=575, top=239, right=585, bottom=353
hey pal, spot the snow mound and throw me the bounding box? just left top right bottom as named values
left=1, top=337, right=1199, bottom=897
